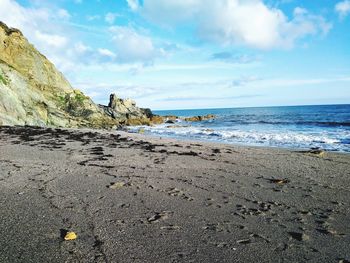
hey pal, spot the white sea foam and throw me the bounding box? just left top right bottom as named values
left=128, top=124, right=350, bottom=152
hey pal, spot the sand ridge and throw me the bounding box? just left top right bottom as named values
left=0, top=126, right=349, bottom=262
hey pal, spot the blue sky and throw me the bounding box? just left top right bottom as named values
left=1, top=0, right=350, bottom=110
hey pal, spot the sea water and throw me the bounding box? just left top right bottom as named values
left=130, top=104, right=350, bottom=153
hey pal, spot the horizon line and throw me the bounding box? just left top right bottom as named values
left=152, top=103, right=350, bottom=112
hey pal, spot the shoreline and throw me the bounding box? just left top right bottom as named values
left=126, top=123, right=350, bottom=154
left=0, top=126, right=349, bottom=262
left=125, top=129, right=350, bottom=156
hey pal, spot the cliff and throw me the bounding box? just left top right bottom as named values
left=0, top=21, right=150, bottom=128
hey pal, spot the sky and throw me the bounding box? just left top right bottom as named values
left=0, top=0, right=349, bottom=110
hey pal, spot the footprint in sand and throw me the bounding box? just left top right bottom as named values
left=165, top=187, right=194, bottom=201
left=202, top=222, right=248, bottom=233
left=236, top=233, right=270, bottom=245
left=147, top=211, right=173, bottom=223
left=288, top=231, right=310, bottom=241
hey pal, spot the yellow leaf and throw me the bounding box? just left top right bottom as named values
left=109, top=182, right=126, bottom=189
left=64, top=231, right=77, bottom=241
left=270, top=179, right=289, bottom=184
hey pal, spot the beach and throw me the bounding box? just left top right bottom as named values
left=0, top=126, right=349, bottom=263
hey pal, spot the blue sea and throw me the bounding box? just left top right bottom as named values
left=130, top=104, right=350, bottom=153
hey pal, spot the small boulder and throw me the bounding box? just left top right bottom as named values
left=125, top=118, right=151, bottom=126
left=164, top=115, right=178, bottom=121
left=183, top=114, right=215, bottom=122
left=141, top=108, right=153, bottom=118
left=150, top=115, right=164, bottom=124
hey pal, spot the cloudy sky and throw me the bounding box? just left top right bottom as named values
left=1, top=0, right=349, bottom=110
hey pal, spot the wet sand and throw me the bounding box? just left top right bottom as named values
left=0, top=126, right=349, bottom=263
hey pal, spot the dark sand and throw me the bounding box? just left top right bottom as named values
left=0, top=126, right=349, bottom=263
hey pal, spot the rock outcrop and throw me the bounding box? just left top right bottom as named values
left=183, top=114, right=215, bottom=122
left=99, top=93, right=152, bottom=126
left=148, top=114, right=216, bottom=124
left=0, top=22, right=150, bottom=128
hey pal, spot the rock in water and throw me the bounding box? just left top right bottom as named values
left=184, top=114, right=216, bottom=122
left=150, top=115, right=165, bottom=124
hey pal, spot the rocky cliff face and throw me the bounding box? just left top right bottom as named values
left=0, top=21, right=151, bottom=129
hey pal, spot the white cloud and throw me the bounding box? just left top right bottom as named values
left=86, top=14, right=101, bottom=21
left=98, top=48, right=117, bottom=58
left=231, top=76, right=261, bottom=87
left=211, top=52, right=260, bottom=64
left=126, top=0, right=140, bottom=11
left=57, top=9, right=71, bottom=20
left=293, top=7, right=308, bottom=16
left=34, top=30, right=68, bottom=48
left=74, top=81, right=160, bottom=104
left=109, top=26, right=163, bottom=63
left=258, top=76, right=350, bottom=88
left=138, top=0, right=331, bottom=49
left=105, top=12, right=118, bottom=24
left=335, top=0, right=350, bottom=19
left=74, top=42, right=91, bottom=54
left=0, top=0, right=49, bottom=29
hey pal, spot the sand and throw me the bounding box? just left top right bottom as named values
left=0, top=126, right=349, bottom=263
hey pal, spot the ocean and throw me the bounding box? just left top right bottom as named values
left=129, top=104, right=350, bottom=153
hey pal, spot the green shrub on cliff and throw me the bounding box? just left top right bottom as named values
left=74, top=92, right=87, bottom=104
left=57, top=91, right=88, bottom=108
left=0, top=72, right=8, bottom=85
left=56, top=91, right=93, bottom=118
